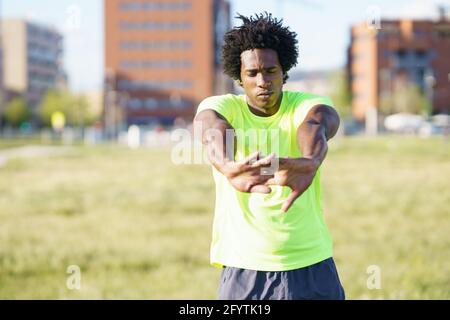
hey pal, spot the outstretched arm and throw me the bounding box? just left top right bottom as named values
left=194, top=109, right=234, bottom=171
left=297, top=104, right=340, bottom=166
left=266, top=104, right=340, bottom=212
left=194, top=109, right=274, bottom=193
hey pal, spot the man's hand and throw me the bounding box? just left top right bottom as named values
left=221, top=151, right=276, bottom=194
left=195, top=110, right=276, bottom=194
left=265, top=157, right=320, bottom=212
left=266, top=104, right=339, bottom=212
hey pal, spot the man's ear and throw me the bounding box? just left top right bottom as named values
left=236, top=79, right=243, bottom=87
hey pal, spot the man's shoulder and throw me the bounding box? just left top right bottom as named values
left=200, top=93, right=243, bottom=105
left=196, top=93, right=243, bottom=118
left=283, top=91, right=334, bottom=110
left=284, top=90, right=331, bottom=103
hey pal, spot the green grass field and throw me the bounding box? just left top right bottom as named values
left=0, top=135, right=449, bottom=299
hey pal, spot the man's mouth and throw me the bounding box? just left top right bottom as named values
left=257, top=91, right=273, bottom=98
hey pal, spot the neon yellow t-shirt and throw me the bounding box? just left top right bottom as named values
left=196, top=91, right=335, bottom=271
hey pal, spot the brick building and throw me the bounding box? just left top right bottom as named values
left=104, top=0, right=232, bottom=129
left=348, top=15, right=450, bottom=120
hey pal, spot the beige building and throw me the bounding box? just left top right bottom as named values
left=84, top=90, right=104, bottom=121
left=1, top=19, right=66, bottom=121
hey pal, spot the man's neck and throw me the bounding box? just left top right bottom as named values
left=246, top=93, right=283, bottom=117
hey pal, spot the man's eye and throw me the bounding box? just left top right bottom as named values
left=247, top=72, right=256, bottom=77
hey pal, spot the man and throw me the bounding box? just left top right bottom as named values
left=194, top=12, right=345, bottom=300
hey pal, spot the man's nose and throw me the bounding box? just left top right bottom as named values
left=256, top=73, right=271, bottom=88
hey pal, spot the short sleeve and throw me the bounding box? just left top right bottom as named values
left=293, top=94, right=335, bottom=128
left=196, top=94, right=235, bottom=124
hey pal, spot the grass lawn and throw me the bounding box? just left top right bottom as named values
left=0, top=135, right=449, bottom=299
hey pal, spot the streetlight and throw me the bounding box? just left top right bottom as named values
left=105, top=89, right=117, bottom=140
left=117, top=91, right=129, bottom=134
left=424, top=69, right=435, bottom=118
left=104, top=69, right=118, bottom=141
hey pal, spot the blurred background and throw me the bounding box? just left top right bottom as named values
left=0, top=0, right=448, bottom=299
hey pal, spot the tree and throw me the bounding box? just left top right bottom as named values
left=379, top=81, right=431, bottom=116
left=67, top=95, right=94, bottom=127
left=38, top=90, right=72, bottom=127
left=39, top=90, right=98, bottom=128
left=328, top=70, right=352, bottom=119
left=4, top=97, right=30, bottom=127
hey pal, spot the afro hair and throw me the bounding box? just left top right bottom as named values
left=221, top=12, right=299, bottom=83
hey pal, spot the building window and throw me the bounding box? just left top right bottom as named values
left=119, top=21, right=192, bottom=31
left=382, top=49, right=392, bottom=58
left=128, top=98, right=143, bottom=110
left=379, top=25, right=399, bottom=37
left=119, top=1, right=192, bottom=11
left=27, top=23, right=61, bottom=43
left=413, top=30, right=426, bottom=38
left=118, top=79, right=193, bottom=91
left=119, top=40, right=192, bottom=50
left=119, top=60, right=192, bottom=69
left=415, top=49, right=426, bottom=59
left=144, top=98, right=158, bottom=110
left=397, top=49, right=407, bottom=58
left=126, top=97, right=192, bottom=110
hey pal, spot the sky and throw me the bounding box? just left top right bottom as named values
left=1, top=0, right=448, bottom=93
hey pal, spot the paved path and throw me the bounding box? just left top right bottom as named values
left=0, top=145, right=74, bottom=167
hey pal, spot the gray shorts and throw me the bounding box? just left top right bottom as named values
left=217, top=257, right=345, bottom=300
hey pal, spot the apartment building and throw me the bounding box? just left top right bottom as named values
left=1, top=19, right=66, bottom=119
left=348, top=15, right=450, bottom=120
left=104, top=0, right=232, bottom=127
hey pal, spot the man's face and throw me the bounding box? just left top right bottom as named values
left=240, top=48, right=284, bottom=113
